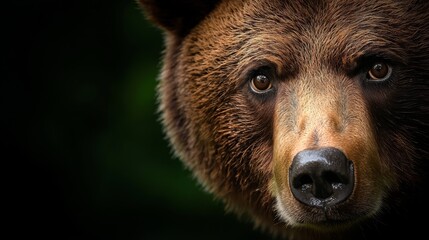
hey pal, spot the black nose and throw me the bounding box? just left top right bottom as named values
left=289, top=147, right=354, bottom=208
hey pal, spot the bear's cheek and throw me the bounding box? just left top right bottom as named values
left=269, top=77, right=394, bottom=228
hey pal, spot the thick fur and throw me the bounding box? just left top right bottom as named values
left=139, top=0, right=429, bottom=239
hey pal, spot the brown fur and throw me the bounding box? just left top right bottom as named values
left=138, top=0, right=429, bottom=239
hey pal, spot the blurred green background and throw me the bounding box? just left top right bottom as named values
left=4, top=1, right=270, bottom=239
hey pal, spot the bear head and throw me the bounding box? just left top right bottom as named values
left=138, top=0, right=429, bottom=239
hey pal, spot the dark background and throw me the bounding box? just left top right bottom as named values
left=4, top=1, right=270, bottom=239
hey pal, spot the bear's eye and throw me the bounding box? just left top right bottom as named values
left=250, top=74, right=272, bottom=93
left=367, top=62, right=392, bottom=81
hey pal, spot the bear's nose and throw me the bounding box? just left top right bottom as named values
left=289, top=147, right=354, bottom=208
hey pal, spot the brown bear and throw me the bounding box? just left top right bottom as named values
left=138, top=0, right=429, bottom=239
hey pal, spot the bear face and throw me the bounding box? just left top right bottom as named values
left=139, top=0, right=429, bottom=239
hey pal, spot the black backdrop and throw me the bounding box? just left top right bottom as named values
left=4, top=1, right=269, bottom=239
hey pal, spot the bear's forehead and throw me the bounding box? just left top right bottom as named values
left=185, top=0, right=409, bottom=74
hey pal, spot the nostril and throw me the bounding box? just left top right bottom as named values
left=323, top=170, right=347, bottom=185
left=293, top=174, right=313, bottom=191
left=289, top=147, right=355, bottom=208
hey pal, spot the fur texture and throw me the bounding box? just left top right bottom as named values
left=139, top=0, right=429, bottom=239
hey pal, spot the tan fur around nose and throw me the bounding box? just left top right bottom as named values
left=271, top=65, right=392, bottom=225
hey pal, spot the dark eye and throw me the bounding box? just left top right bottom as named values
left=250, top=74, right=272, bottom=93
left=367, top=62, right=392, bottom=81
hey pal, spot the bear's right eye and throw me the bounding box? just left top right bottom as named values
left=250, top=74, right=272, bottom=93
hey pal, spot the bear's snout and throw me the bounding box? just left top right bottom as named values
left=289, top=147, right=354, bottom=208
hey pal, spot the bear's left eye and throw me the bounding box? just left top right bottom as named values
left=367, top=62, right=392, bottom=81
left=250, top=74, right=272, bottom=93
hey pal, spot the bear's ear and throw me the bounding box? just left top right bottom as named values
left=138, top=0, right=220, bottom=36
